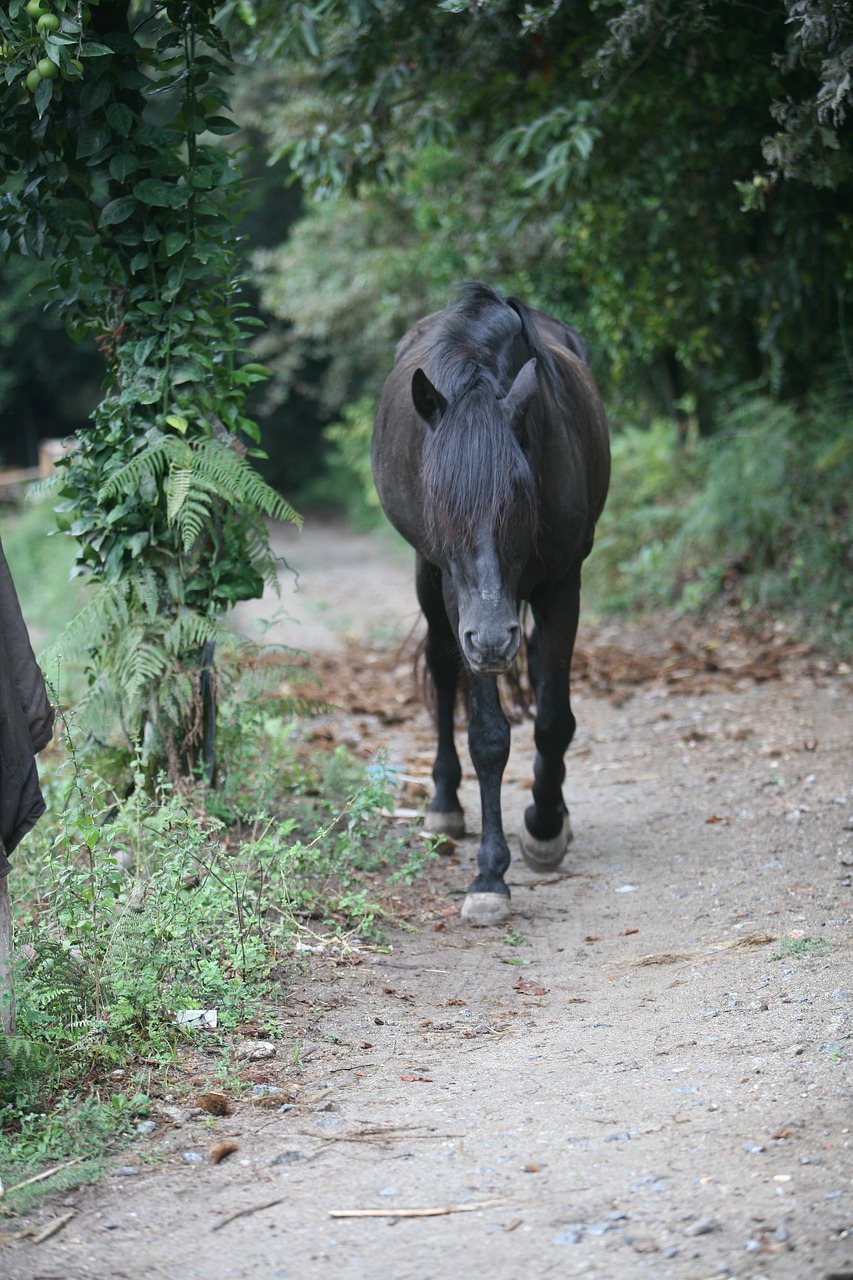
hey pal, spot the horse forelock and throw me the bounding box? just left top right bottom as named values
left=414, top=285, right=559, bottom=557
left=420, top=379, right=538, bottom=556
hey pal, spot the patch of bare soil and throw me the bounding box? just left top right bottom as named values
left=4, top=521, right=852, bottom=1280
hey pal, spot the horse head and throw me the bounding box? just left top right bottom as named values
left=413, top=358, right=539, bottom=675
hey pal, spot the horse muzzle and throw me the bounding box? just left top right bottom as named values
left=461, top=621, right=521, bottom=674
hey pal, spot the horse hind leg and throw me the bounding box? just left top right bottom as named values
left=422, top=647, right=465, bottom=839
left=519, top=576, right=580, bottom=872
left=520, top=710, right=574, bottom=872
left=417, top=559, right=465, bottom=839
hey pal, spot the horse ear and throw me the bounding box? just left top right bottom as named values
left=502, top=359, right=538, bottom=435
left=412, top=368, right=447, bottom=430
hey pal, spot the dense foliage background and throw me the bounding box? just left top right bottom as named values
left=238, top=0, right=852, bottom=643
left=2, top=0, right=852, bottom=662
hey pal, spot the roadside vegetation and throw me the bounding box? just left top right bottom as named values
left=0, top=513, right=431, bottom=1207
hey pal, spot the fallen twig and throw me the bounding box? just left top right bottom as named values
left=507, top=871, right=577, bottom=889
left=329, top=1199, right=503, bottom=1219
left=32, top=1211, right=76, bottom=1244
left=212, top=1196, right=288, bottom=1231
left=0, top=1226, right=34, bottom=1244
left=0, top=1156, right=85, bottom=1200
left=296, top=1125, right=459, bottom=1146
left=621, top=932, right=776, bottom=969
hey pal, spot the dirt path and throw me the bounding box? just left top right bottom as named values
left=5, top=519, right=853, bottom=1280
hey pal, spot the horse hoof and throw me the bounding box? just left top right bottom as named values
left=461, top=892, right=511, bottom=924
left=519, top=812, right=573, bottom=872
left=423, top=808, right=465, bottom=839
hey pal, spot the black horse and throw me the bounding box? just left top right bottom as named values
left=372, top=284, right=610, bottom=923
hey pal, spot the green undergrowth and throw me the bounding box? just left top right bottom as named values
left=585, top=382, right=853, bottom=649
left=0, top=681, right=433, bottom=1209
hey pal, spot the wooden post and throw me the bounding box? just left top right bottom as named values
left=0, top=867, right=15, bottom=1038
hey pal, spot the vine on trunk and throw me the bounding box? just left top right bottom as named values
left=0, top=0, right=299, bottom=777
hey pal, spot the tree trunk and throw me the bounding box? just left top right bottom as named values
left=0, top=867, right=16, bottom=1038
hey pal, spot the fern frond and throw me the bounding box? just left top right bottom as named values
left=97, top=434, right=187, bottom=503
left=132, top=567, right=161, bottom=620
left=27, top=468, right=67, bottom=504
left=160, top=610, right=222, bottom=657
left=244, top=520, right=282, bottom=593
left=116, top=638, right=168, bottom=707
left=195, top=440, right=301, bottom=526
left=41, top=581, right=128, bottom=671
left=166, top=466, right=193, bottom=524
left=175, top=487, right=216, bottom=554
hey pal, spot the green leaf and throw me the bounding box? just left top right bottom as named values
left=163, top=230, right=188, bottom=256
left=106, top=102, right=135, bottom=137
left=80, top=75, right=111, bottom=115
left=133, top=178, right=189, bottom=208
left=76, top=122, right=112, bottom=159
left=34, top=75, right=53, bottom=119
left=99, top=197, right=137, bottom=227
left=132, top=179, right=174, bottom=206
left=109, top=152, right=140, bottom=182
left=299, top=17, right=320, bottom=57
left=204, top=116, right=240, bottom=136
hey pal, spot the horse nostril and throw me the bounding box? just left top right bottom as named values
left=463, top=625, right=520, bottom=666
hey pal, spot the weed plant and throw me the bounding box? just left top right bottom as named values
left=0, top=678, right=430, bottom=1207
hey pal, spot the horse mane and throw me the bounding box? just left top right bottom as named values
left=420, top=284, right=549, bottom=554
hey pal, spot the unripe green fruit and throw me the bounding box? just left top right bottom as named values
left=36, top=57, right=58, bottom=79
left=26, top=0, right=48, bottom=17
left=26, top=68, right=42, bottom=92
left=37, top=13, right=60, bottom=31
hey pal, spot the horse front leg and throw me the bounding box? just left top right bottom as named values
left=416, top=557, right=464, bottom=838
left=519, top=570, right=581, bottom=872
left=461, top=674, right=513, bottom=923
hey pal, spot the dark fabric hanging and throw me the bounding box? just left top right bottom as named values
left=0, top=536, right=54, bottom=877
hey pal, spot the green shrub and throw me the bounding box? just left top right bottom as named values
left=673, top=386, right=852, bottom=637
left=584, top=416, right=700, bottom=613
left=585, top=382, right=852, bottom=647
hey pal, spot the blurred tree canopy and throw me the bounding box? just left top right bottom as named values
left=229, top=0, right=852, bottom=428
